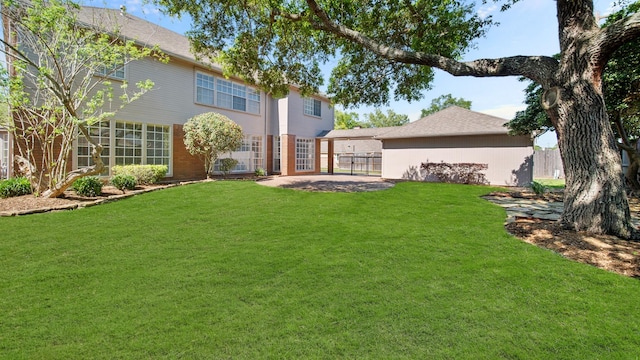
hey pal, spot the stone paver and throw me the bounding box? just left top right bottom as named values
left=483, top=195, right=639, bottom=227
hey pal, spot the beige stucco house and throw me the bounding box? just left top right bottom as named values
left=376, top=106, right=534, bottom=186
left=3, top=6, right=334, bottom=181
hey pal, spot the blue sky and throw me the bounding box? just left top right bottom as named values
left=84, top=0, right=619, bottom=148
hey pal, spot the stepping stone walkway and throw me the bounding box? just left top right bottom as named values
left=483, top=194, right=640, bottom=228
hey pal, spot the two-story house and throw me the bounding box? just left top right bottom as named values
left=2, top=5, right=334, bottom=181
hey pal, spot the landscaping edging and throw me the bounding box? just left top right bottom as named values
left=0, top=180, right=205, bottom=217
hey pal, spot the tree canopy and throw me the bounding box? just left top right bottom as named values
left=334, top=109, right=361, bottom=129
left=421, top=94, right=472, bottom=118
left=182, top=112, right=244, bottom=178
left=361, top=109, right=409, bottom=128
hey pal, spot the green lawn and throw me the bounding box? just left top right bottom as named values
left=534, top=178, right=566, bottom=189
left=1, top=181, right=639, bottom=358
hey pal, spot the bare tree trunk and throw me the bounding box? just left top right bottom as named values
left=552, top=84, right=636, bottom=238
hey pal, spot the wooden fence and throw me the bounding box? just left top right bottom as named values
left=533, top=149, right=564, bottom=179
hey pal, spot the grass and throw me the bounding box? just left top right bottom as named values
left=1, top=181, right=639, bottom=359
left=534, top=178, right=566, bottom=189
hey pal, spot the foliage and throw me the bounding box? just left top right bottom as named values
left=361, top=109, right=409, bottom=128
left=3, top=181, right=640, bottom=358
left=183, top=112, right=244, bottom=178
left=110, top=174, right=137, bottom=192
left=420, top=162, right=489, bottom=184
left=218, top=158, right=238, bottom=177
left=254, top=167, right=267, bottom=176
left=530, top=181, right=547, bottom=196
left=72, top=176, right=103, bottom=197
left=111, top=165, right=168, bottom=185
left=421, top=94, right=472, bottom=118
left=0, top=0, right=166, bottom=198
left=153, top=0, right=640, bottom=237
left=334, top=109, right=362, bottom=129
left=0, top=176, right=32, bottom=198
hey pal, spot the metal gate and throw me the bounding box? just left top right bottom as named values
left=336, top=154, right=382, bottom=176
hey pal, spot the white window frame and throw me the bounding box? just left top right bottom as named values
left=0, top=131, right=8, bottom=179
left=76, top=120, right=173, bottom=176
left=296, top=137, right=315, bottom=171
left=96, top=62, right=126, bottom=80
left=196, top=72, right=215, bottom=105
left=77, top=121, right=111, bottom=175
left=273, top=136, right=281, bottom=173
left=195, top=71, right=260, bottom=115
left=303, top=98, right=322, bottom=117
left=213, top=135, right=263, bottom=173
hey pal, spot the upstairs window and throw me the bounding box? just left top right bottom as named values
left=304, top=98, right=322, bottom=117
left=195, top=71, right=260, bottom=114
left=96, top=62, right=125, bottom=80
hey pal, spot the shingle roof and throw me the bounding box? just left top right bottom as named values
left=76, top=6, right=330, bottom=100
left=375, top=106, right=510, bottom=139
left=77, top=6, right=200, bottom=65
left=322, top=127, right=396, bottom=139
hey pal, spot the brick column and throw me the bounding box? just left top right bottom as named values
left=314, top=138, right=322, bottom=174
left=327, top=139, right=334, bottom=174
left=266, top=135, right=273, bottom=175
left=280, top=134, right=296, bottom=176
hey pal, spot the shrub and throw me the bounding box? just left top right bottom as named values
left=254, top=167, right=267, bottom=177
left=111, top=165, right=168, bottom=185
left=110, top=174, right=137, bottom=192
left=420, top=162, right=489, bottom=184
left=73, top=176, right=103, bottom=197
left=219, top=158, right=238, bottom=177
left=530, top=181, right=547, bottom=196
left=0, top=177, right=32, bottom=198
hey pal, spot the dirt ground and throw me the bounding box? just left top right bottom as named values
left=2, top=177, right=639, bottom=279
left=503, top=192, right=640, bottom=279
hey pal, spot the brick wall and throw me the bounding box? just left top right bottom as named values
left=171, top=124, right=207, bottom=181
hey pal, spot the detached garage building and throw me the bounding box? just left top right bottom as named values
left=376, top=106, right=533, bottom=186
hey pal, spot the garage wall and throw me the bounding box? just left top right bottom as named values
left=381, top=134, right=533, bottom=186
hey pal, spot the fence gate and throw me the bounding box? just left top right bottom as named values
left=336, top=154, right=382, bottom=176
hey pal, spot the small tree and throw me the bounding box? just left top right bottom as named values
left=421, top=94, right=472, bottom=118
left=182, top=112, right=244, bottom=178
left=0, top=0, right=166, bottom=197
left=334, top=109, right=361, bottom=129
left=361, top=109, right=409, bottom=128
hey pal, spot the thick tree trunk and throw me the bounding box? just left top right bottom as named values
left=553, top=85, right=636, bottom=239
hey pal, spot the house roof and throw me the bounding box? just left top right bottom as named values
left=77, top=6, right=197, bottom=65
left=76, top=6, right=331, bottom=100
left=321, top=127, right=396, bottom=139
left=375, top=106, right=510, bottom=140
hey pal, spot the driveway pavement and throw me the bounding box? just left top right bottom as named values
left=256, top=174, right=395, bottom=192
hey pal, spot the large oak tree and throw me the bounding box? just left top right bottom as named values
left=156, top=0, right=640, bottom=238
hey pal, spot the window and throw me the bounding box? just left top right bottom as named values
left=213, top=135, right=263, bottom=173
left=77, top=121, right=172, bottom=175
left=196, top=73, right=215, bottom=105
left=77, top=121, right=110, bottom=175
left=273, top=136, right=281, bottom=173
left=296, top=137, right=315, bottom=171
left=195, top=71, right=260, bottom=114
left=96, top=62, right=125, bottom=80
left=115, top=121, right=143, bottom=166
left=146, top=125, right=171, bottom=167
left=304, top=98, right=322, bottom=117
left=0, top=131, right=8, bottom=179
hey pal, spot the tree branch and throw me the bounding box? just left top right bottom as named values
left=592, top=12, right=640, bottom=69
left=295, top=0, right=558, bottom=86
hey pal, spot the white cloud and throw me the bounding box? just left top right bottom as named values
left=477, top=4, right=498, bottom=20
left=478, top=104, right=526, bottom=119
